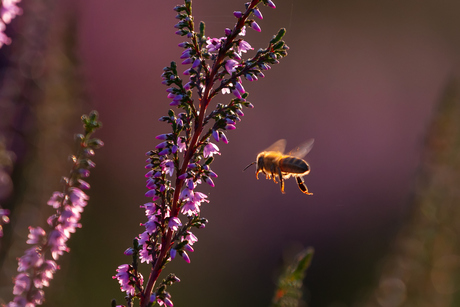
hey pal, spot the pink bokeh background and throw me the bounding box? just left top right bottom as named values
left=15, top=0, right=460, bottom=306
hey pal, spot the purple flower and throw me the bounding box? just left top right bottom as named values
left=113, top=264, right=137, bottom=296
left=206, top=37, right=226, bottom=53
left=185, top=231, right=198, bottom=245
left=203, top=143, right=220, bottom=158
left=0, top=0, right=22, bottom=48
left=180, top=48, right=192, bottom=59
left=34, top=260, right=58, bottom=288
left=178, top=172, right=188, bottom=180
left=267, top=0, right=276, bottom=8
left=12, top=273, right=30, bottom=296
left=205, top=177, right=215, bottom=187
left=186, top=178, right=195, bottom=190
left=239, top=26, right=246, bottom=36
left=181, top=58, right=194, bottom=65
left=17, top=248, right=43, bottom=272
left=192, top=58, right=201, bottom=68
left=250, top=21, right=261, bottom=32
left=164, top=297, right=174, bottom=307
left=181, top=251, right=191, bottom=263
left=145, top=189, right=160, bottom=201
left=233, top=11, right=242, bottom=18
left=170, top=248, right=177, bottom=260
left=232, top=89, right=242, bottom=99
left=159, top=148, right=170, bottom=156
left=177, top=137, right=186, bottom=152
left=220, top=132, right=229, bottom=144
left=181, top=191, right=208, bottom=216
left=156, top=133, right=170, bottom=140
left=168, top=217, right=182, bottom=231
left=212, top=130, right=219, bottom=142
left=124, top=248, right=135, bottom=256
left=225, top=59, right=239, bottom=74
left=235, top=81, right=245, bottom=94
left=221, top=87, right=231, bottom=95
left=225, top=124, right=236, bottom=130
left=156, top=141, right=169, bottom=149
left=161, top=159, right=175, bottom=176
left=47, top=192, right=64, bottom=208
left=26, top=227, right=46, bottom=245
left=253, top=8, right=263, bottom=19
left=237, top=40, right=253, bottom=56
left=184, top=244, right=194, bottom=253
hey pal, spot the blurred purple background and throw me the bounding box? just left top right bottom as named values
left=4, top=0, right=460, bottom=306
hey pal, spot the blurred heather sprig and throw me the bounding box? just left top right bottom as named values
left=6, top=111, right=103, bottom=307
left=271, top=248, right=314, bottom=307
left=112, top=0, right=288, bottom=306
left=0, top=207, right=9, bottom=237
left=0, top=0, right=22, bottom=48
left=0, top=137, right=15, bottom=237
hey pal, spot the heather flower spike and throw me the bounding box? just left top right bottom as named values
left=0, top=0, right=23, bottom=48
left=113, top=0, right=288, bottom=306
left=7, top=111, right=103, bottom=307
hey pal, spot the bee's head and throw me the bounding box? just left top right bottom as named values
left=256, top=154, right=265, bottom=171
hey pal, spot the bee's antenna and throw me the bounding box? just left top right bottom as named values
left=243, top=161, right=256, bottom=171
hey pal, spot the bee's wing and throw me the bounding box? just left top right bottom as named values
left=264, top=139, right=287, bottom=153
left=288, top=139, right=314, bottom=159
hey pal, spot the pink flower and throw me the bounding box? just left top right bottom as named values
left=181, top=192, right=209, bottom=216
left=17, top=248, right=43, bottom=272
left=203, top=143, right=220, bottom=158
left=26, top=227, right=46, bottom=245
left=12, top=273, right=30, bottom=296
left=206, top=37, right=226, bottom=53
left=221, top=87, right=231, bottom=94
left=47, top=192, right=64, bottom=208
left=250, top=21, right=261, bottom=32
left=181, top=251, right=191, bottom=263
left=168, top=217, right=182, bottom=231
left=239, top=26, right=246, bottom=36
left=113, top=264, right=137, bottom=296
left=185, top=231, right=198, bottom=245
left=237, top=40, right=253, bottom=56
left=253, top=8, right=263, bottom=19
left=267, top=0, right=276, bottom=8
left=177, top=137, right=186, bottom=152
left=212, top=130, right=219, bottom=142
left=220, top=132, right=228, bottom=144
left=161, top=159, right=175, bottom=176
left=225, top=59, right=239, bottom=74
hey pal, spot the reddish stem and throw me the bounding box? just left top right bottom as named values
left=140, top=2, right=262, bottom=305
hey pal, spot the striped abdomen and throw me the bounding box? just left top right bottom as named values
left=279, top=156, right=310, bottom=175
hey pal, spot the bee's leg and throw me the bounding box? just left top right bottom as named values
left=296, top=176, right=313, bottom=195
left=277, top=168, right=285, bottom=194
left=270, top=164, right=279, bottom=184
left=257, top=169, right=267, bottom=180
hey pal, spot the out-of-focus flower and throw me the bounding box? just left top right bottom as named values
left=0, top=0, right=23, bottom=48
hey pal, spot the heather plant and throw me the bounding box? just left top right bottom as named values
left=1, top=0, right=307, bottom=306
left=112, top=0, right=290, bottom=306
left=5, top=112, right=103, bottom=307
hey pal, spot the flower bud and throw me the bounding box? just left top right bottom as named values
left=233, top=11, right=242, bottom=18
left=250, top=21, right=261, bottom=32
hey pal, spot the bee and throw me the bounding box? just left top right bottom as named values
left=243, top=139, right=314, bottom=195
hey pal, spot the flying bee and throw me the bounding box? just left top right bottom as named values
left=243, top=139, right=314, bottom=195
